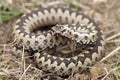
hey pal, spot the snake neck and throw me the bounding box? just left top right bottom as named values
left=50, top=24, right=97, bottom=45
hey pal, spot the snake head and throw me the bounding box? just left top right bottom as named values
left=51, top=24, right=67, bottom=36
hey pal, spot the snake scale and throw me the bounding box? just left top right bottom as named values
left=13, top=7, right=105, bottom=75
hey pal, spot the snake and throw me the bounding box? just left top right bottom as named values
left=13, top=7, right=105, bottom=75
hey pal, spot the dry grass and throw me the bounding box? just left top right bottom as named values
left=0, top=0, right=120, bottom=80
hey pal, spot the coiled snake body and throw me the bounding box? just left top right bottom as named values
left=13, top=7, right=105, bottom=75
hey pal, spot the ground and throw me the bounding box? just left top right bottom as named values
left=0, top=0, right=120, bottom=80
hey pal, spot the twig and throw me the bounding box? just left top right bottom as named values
left=19, top=0, right=30, bottom=13
left=101, top=66, right=120, bottom=80
left=19, top=64, right=31, bottom=80
left=106, top=33, right=120, bottom=41
left=42, top=1, right=65, bottom=7
left=19, top=45, right=26, bottom=79
left=0, top=38, right=17, bottom=47
left=100, top=47, right=120, bottom=62
left=21, top=45, right=25, bottom=72
left=106, top=39, right=120, bottom=43
left=69, top=0, right=90, bottom=10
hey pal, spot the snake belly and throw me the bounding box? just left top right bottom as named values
left=13, top=7, right=105, bottom=75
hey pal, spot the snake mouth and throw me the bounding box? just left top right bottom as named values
left=54, top=33, right=62, bottom=37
